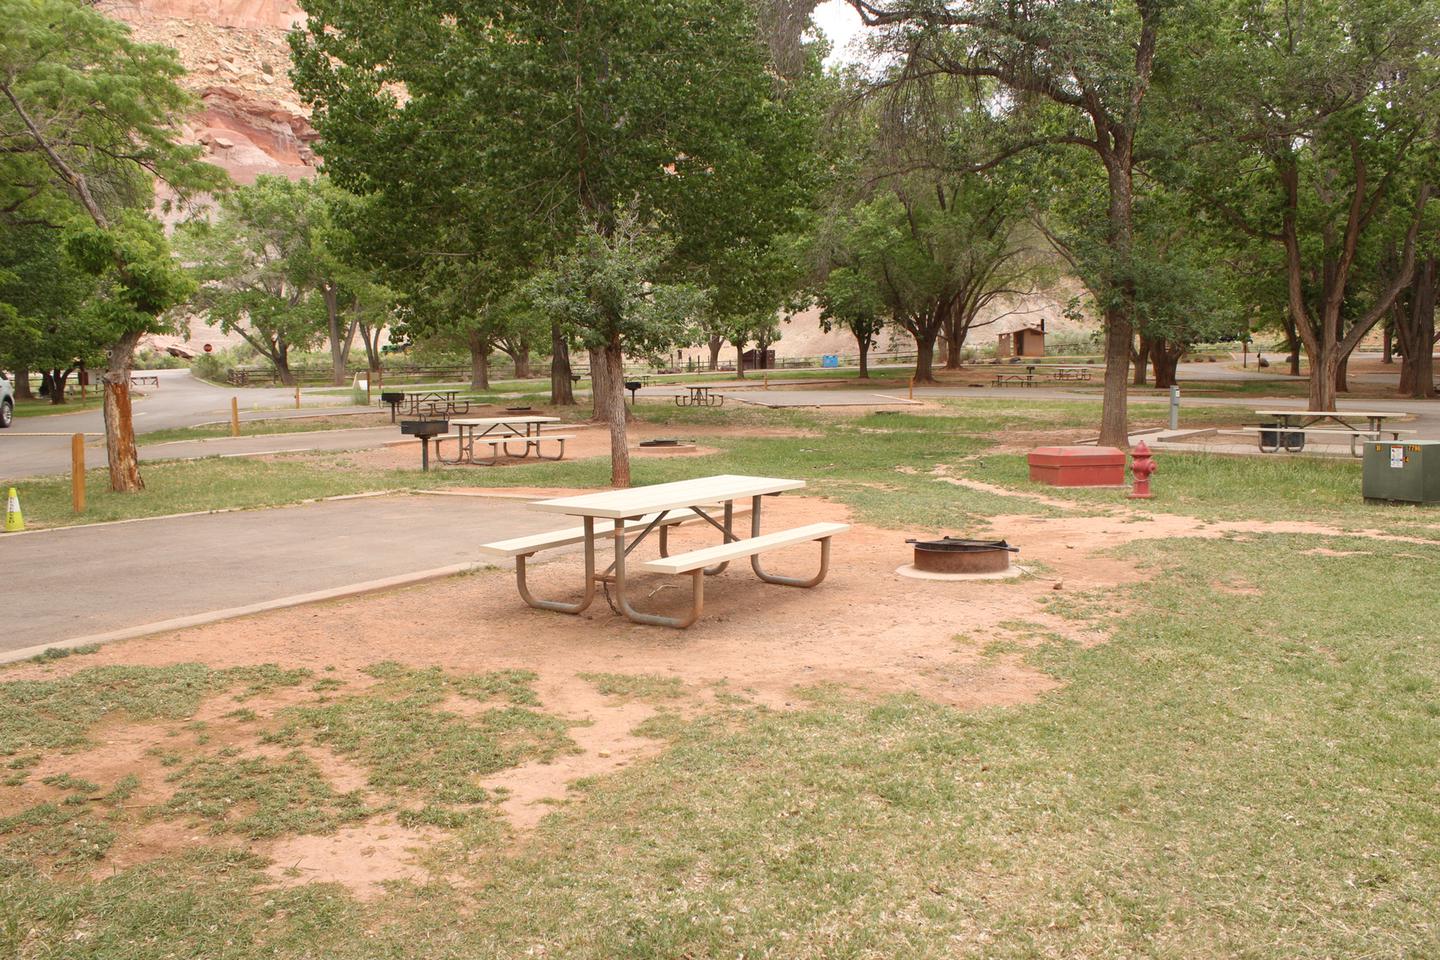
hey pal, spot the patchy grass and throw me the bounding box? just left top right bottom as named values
left=0, top=664, right=309, bottom=759
left=264, top=663, right=570, bottom=805
left=580, top=672, right=687, bottom=702
left=161, top=751, right=372, bottom=839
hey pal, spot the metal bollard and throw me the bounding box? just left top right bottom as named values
left=1169, top=385, right=1180, bottom=431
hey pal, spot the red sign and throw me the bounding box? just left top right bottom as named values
left=204, top=343, right=213, bottom=353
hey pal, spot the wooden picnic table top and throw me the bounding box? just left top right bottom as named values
left=450, top=415, right=560, bottom=426
left=531, top=474, right=805, bottom=520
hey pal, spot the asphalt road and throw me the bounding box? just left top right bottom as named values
left=1, top=369, right=372, bottom=480
left=0, top=494, right=570, bottom=653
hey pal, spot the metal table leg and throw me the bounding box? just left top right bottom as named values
left=515, top=517, right=597, bottom=614
left=748, top=493, right=833, bottom=587
left=611, top=518, right=703, bottom=628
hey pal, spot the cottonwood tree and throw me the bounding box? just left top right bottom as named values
left=1167, top=0, right=1438, bottom=409
left=530, top=211, right=706, bottom=487
left=0, top=222, right=105, bottom=404
left=0, top=0, right=224, bottom=489
left=293, top=0, right=821, bottom=432
left=815, top=267, right=887, bottom=377
left=178, top=176, right=330, bottom=385
left=846, top=0, right=1168, bottom=445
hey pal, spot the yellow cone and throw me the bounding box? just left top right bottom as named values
left=4, top=487, right=23, bottom=532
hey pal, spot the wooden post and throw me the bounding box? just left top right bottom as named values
left=71, top=433, right=85, bottom=514
left=295, top=384, right=301, bottom=409
left=908, top=376, right=914, bottom=401
left=230, top=397, right=241, bottom=437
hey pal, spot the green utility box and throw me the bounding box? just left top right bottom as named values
left=1363, top=440, right=1440, bottom=504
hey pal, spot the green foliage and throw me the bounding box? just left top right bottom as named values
left=529, top=210, right=708, bottom=360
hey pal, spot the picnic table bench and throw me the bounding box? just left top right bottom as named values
left=1242, top=410, right=1416, bottom=457
left=437, top=415, right=570, bottom=465
left=129, top=375, right=160, bottom=388
left=675, top=385, right=724, bottom=407
left=478, top=474, right=848, bottom=628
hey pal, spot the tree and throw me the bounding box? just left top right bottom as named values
left=0, top=221, right=106, bottom=403
left=847, top=0, right=1167, bottom=445
left=293, top=0, right=822, bottom=438
left=1168, top=0, right=1438, bottom=409
left=816, top=267, right=886, bottom=378
left=0, top=0, right=225, bottom=490
left=530, top=211, right=707, bottom=486
left=178, top=176, right=330, bottom=385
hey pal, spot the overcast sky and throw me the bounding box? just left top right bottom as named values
left=812, top=0, right=866, bottom=66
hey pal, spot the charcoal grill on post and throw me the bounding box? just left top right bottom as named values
left=905, top=537, right=1019, bottom=574
left=400, top=419, right=449, bottom=471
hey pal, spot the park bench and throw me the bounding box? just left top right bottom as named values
left=634, top=521, right=849, bottom=626
left=129, top=375, right=160, bottom=388
left=993, top=373, right=1036, bottom=386
left=473, top=432, right=575, bottom=462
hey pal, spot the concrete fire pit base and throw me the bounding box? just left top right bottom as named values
left=894, top=564, right=1029, bottom=582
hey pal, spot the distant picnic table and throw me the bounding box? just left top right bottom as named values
left=1242, top=409, right=1415, bottom=456
left=436, top=415, right=568, bottom=465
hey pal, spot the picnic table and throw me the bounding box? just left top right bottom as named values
left=401, top=390, right=470, bottom=418
left=675, top=385, right=724, bottom=407
left=1047, top=366, right=1094, bottom=382
left=477, top=474, right=848, bottom=628
left=437, top=415, right=568, bottom=465
left=1243, top=409, right=1415, bottom=457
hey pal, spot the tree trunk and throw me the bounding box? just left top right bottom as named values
left=1396, top=257, right=1437, bottom=399
left=735, top=342, right=747, bottom=379
left=944, top=323, right=963, bottom=369
left=274, top=345, right=296, bottom=387
left=707, top=335, right=723, bottom=371
left=1097, top=154, right=1136, bottom=450
left=47, top=369, right=71, bottom=404
left=1132, top=335, right=1151, bottom=386
left=1382, top=325, right=1394, bottom=364
left=602, top=339, right=630, bottom=487
left=14, top=366, right=33, bottom=400
left=467, top=331, right=490, bottom=390
left=550, top=320, right=575, bottom=405
left=1150, top=340, right=1182, bottom=390
left=857, top=335, right=870, bottom=379
left=103, top=331, right=145, bottom=492
left=589, top=346, right=630, bottom=423
left=1335, top=353, right=1350, bottom=394
left=1305, top=342, right=1339, bottom=411
left=513, top=342, right=532, bottom=379
left=912, top=327, right=939, bottom=384
left=325, top=284, right=346, bottom=386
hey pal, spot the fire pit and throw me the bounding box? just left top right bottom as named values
left=639, top=438, right=682, bottom=447
left=907, top=536, right=1018, bottom=574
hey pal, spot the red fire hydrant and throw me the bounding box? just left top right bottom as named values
left=1129, top=441, right=1157, bottom=499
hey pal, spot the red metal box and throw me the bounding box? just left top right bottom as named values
left=1027, top=446, right=1127, bottom=487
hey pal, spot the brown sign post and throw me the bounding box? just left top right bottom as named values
left=71, top=433, right=85, bottom=514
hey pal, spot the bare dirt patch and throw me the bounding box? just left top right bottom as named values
left=264, top=819, right=438, bottom=900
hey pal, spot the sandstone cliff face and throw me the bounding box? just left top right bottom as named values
left=98, top=0, right=318, bottom=185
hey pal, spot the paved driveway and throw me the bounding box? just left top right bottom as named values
left=1, top=494, right=570, bottom=653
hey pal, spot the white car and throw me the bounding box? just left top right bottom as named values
left=0, top=373, right=12, bottom=428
